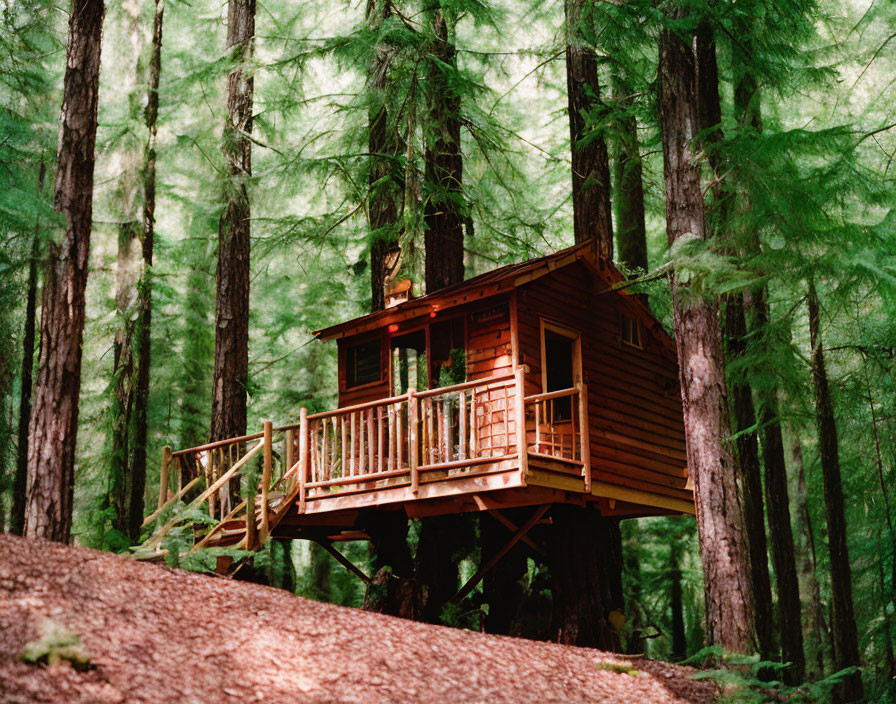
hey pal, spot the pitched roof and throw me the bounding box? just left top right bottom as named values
left=314, top=240, right=677, bottom=358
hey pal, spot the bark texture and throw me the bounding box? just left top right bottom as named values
left=724, top=295, right=775, bottom=661
left=789, top=431, right=833, bottom=678
left=695, top=21, right=775, bottom=660
left=752, top=292, right=805, bottom=684
left=128, top=0, right=165, bottom=542
left=423, top=0, right=464, bottom=293
left=109, top=0, right=146, bottom=542
left=611, top=72, right=647, bottom=273
left=211, top=0, right=254, bottom=442
left=368, top=0, right=402, bottom=311
left=548, top=506, right=623, bottom=651
left=11, top=161, right=44, bottom=536
left=807, top=281, right=864, bottom=703
left=565, top=0, right=613, bottom=254
left=657, top=12, right=755, bottom=654
left=24, top=0, right=105, bottom=543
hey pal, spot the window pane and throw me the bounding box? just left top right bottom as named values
left=346, top=339, right=381, bottom=388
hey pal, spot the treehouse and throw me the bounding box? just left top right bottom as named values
left=139, top=240, right=694, bottom=573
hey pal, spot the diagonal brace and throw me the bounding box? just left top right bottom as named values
left=313, top=538, right=371, bottom=585
left=451, top=504, right=551, bottom=604
left=487, top=509, right=547, bottom=559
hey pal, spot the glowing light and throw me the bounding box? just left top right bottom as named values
left=388, top=324, right=399, bottom=333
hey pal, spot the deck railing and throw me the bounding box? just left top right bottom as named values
left=143, top=368, right=590, bottom=552
left=301, top=371, right=522, bottom=506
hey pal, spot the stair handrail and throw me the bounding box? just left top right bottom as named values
left=142, top=439, right=264, bottom=549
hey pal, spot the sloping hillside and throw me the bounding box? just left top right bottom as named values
left=0, top=535, right=717, bottom=703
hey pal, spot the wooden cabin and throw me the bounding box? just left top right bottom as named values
left=141, top=240, right=693, bottom=562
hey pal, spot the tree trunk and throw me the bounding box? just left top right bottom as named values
left=307, top=541, right=332, bottom=601
left=610, top=72, right=647, bottom=273
left=24, top=0, right=105, bottom=543
left=657, top=9, right=755, bottom=654
left=622, top=522, right=646, bottom=654
left=751, top=291, right=805, bottom=684
left=789, top=430, right=833, bottom=679
left=670, top=533, right=687, bottom=661
left=11, top=161, right=45, bottom=537
left=415, top=1, right=468, bottom=623
left=564, top=0, right=612, bottom=254
left=423, top=0, right=464, bottom=293
left=211, top=0, right=254, bottom=442
left=724, top=294, right=776, bottom=662
left=110, top=0, right=146, bottom=539
left=548, top=506, right=623, bottom=651
left=415, top=513, right=473, bottom=623
left=725, top=38, right=806, bottom=679
left=481, top=511, right=528, bottom=635
left=807, top=280, right=864, bottom=703
left=128, top=0, right=165, bottom=542
left=368, top=0, right=401, bottom=311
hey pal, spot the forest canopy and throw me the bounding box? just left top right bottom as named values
left=0, top=0, right=894, bottom=701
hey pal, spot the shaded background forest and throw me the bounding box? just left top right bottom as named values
left=0, top=0, right=895, bottom=698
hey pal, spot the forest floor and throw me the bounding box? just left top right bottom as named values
left=0, top=535, right=718, bottom=704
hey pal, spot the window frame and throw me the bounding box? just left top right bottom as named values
left=539, top=317, right=583, bottom=393
left=620, top=312, right=644, bottom=350
left=341, top=333, right=385, bottom=392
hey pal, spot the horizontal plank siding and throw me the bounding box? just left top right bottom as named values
left=517, top=262, right=690, bottom=503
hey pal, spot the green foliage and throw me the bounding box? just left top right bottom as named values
left=21, top=622, right=92, bottom=671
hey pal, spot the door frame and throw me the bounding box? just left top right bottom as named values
left=539, top=317, right=583, bottom=393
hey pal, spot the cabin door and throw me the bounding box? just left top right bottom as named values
left=540, top=321, right=581, bottom=423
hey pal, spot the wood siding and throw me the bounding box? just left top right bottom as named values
left=516, top=262, right=690, bottom=501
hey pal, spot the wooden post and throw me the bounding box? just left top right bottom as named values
left=260, top=421, right=273, bottom=542
left=515, top=367, right=528, bottom=482
left=577, top=382, right=591, bottom=493
left=285, top=428, right=295, bottom=478
left=408, top=387, right=419, bottom=494
left=298, top=408, right=308, bottom=513
left=158, top=446, right=171, bottom=510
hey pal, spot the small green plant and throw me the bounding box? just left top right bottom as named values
left=595, top=661, right=642, bottom=676
left=686, top=646, right=862, bottom=703
left=22, top=622, right=91, bottom=671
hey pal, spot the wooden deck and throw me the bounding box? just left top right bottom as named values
left=138, top=369, right=693, bottom=559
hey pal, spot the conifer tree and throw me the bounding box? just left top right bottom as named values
left=694, top=19, right=774, bottom=661
left=211, top=0, right=255, bottom=442
left=807, top=279, right=864, bottom=703
left=367, top=0, right=402, bottom=311
left=564, top=0, right=612, bottom=252
left=657, top=4, right=755, bottom=655
left=25, top=0, right=105, bottom=542
left=11, top=164, right=45, bottom=536
left=422, top=0, right=464, bottom=292
left=610, top=70, right=647, bottom=273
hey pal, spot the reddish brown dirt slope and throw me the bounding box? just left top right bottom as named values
left=0, top=535, right=717, bottom=703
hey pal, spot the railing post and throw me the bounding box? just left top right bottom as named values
left=577, top=382, right=591, bottom=493
left=260, top=421, right=273, bottom=542
left=158, top=446, right=172, bottom=510
left=515, top=367, right=528, bottom=482
left=408, top=387, right=419, bottom=495
left=285, top=427, right=295, bottom=484
left=298, top=408, right=308, bottom=513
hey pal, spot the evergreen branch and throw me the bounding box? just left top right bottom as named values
left=488, top=50, right=563, bottom=117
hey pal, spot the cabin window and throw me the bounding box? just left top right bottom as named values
left=345, top=338, right=382, bottom=388
left=391, top=329, right=427, bottom=395
left=429, top=317, right=466, bottom=388
left=541, top=322, right=581, bottom=423
left=621, top=314, right=643, bottom=349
